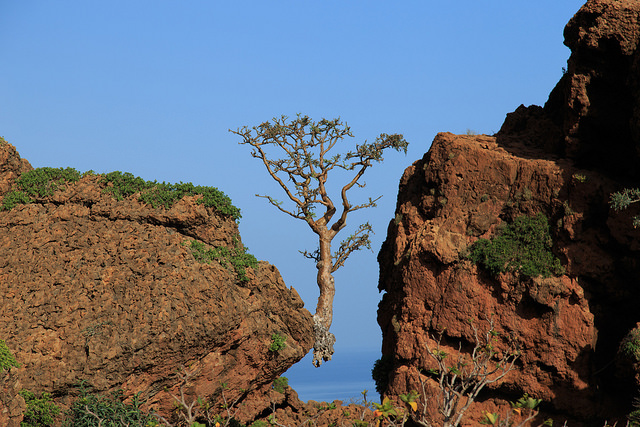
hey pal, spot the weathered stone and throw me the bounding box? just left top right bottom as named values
left=377, top=1, right=640, bottom=425
left=0, top=142, right=314, bottom=422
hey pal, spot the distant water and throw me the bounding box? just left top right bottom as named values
left=283, top=348, right=381, bottom=404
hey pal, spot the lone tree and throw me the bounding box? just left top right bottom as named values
left=231, top=115, right=408, bottom=367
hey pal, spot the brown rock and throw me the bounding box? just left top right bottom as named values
left=0, top=141, right=314, bottom=422
left=377, top=1, right=640, bottom=425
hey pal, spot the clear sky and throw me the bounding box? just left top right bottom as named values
left=1, top=1, right=585, bottom=402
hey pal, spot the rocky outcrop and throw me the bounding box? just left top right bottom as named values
left=0, top=140, right=314, bottom=423
left=377, top=1, right=640, bottom=425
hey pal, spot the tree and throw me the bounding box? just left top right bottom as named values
left=610, top=187, right=640, bottom=227
left=231, top=115, right=408, bottom=367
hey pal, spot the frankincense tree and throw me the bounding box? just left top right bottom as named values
left=231, top=115, right=408, bottom=366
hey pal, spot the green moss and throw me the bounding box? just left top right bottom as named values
left=467, top=213, right=564, bottom=278
left=189, top=239, right=258, bottom=282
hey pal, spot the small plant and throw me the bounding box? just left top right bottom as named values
left=467, top=213, right=564, bottom=278
left=572, top=173, right=588, bottom=183
left=272, top=376, right=288, bottom=394
left=628, top=395, right=640, bottom=426
left=101, top=171, right=242, bottom=220
left=371, top=355, right=394, bottom=396
left=0, top=339, right=19, bottom=371
left=409, top=318, right=519, bottom=427
left=19, top=390, right=61, bottom=427
left=2, top=167, right=82, bottom=210
left=64, top=381, right=158, bottom=427
left=620, top=327, right=640, bottom=363
left=478, top=393, right=550, bottom=427
left=610, top=187, right=640, bottom=228
left=269, top=333, right=287, bottom=353
left=188, top=239, right=258, bottom=283
left=372, top=395, right=414, bottom=427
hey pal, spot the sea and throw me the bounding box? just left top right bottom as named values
left=283, top=348, right=381, bottom=404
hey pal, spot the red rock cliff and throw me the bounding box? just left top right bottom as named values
left=0, top=140, right=314, bottom=425
left=378, top=1, right=640, bottom=425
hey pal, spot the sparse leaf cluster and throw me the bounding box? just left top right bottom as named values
left=610, top=187, right=640, bottom=228
left=188, top=239, right=258, bottom=283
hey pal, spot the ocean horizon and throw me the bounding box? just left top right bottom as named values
left=283, top=348, right=381, bottom=404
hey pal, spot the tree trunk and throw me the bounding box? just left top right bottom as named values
left=312, top=234, right=336, bottom=367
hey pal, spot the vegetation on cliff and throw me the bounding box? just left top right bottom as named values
left=467, top=213, right=564, bottom=278
left=1, top=167, right=241, bottom=221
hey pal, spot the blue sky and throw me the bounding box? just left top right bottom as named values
left=1, top=1, right=584, bottom=402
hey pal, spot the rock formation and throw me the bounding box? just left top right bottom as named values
left=378, top=0, right=640, bottom=425
left=0, top=139, right=314, bottom=425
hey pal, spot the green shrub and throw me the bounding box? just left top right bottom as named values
left=101, top=171, right=241, bottom=220
left=1, top=168, right=241, bottom=221
left=272, top=376, right=288, bottom=394
left=19, top=390, right=60, bottom=427
left=467, top=213, right=564, bottom=278
left=269, top=334, right=287, bottom=353
left=621, top=327, right=640, bottom=363
left=189, top=239, right=258, bottom=282
left=0, top=339, right=19, bottom=371
left=610, top=187, right=640, bottom=228
left=64, top=384, right=157, bottom=427
left=2, top=167, right=82, bottom=210
left=629, top=395, right=640, bottom=426
left=371, top=355, right=394, bottom=396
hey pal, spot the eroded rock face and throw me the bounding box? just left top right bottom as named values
left=377, top=1, right=640, bottom=425
left=0, top=140, right=314, bottom=423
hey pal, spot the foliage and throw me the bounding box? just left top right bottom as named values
left=19, top=390, right=61, bottom=427
left=0, top=167, right=241, bottom=220
left=479, top=394, right=550, bottom=427
left=467, top=213, right=564, bottom=278
left=272, top=376, right=288, bottom=394
left=621, top=327, right=640, bottom=363
left=232, top=114, right=408, bottom=367
left=371, top=355, right=394, bottom=396
left=269, top=333, right=287, bottom=353
left=101, top=171, right=241, bottom=220
left=629, top=395, right=640, bottom=427
left=0, top=339, right=19, bottom=371
left=64, top=383, right=157, bottom=427
left=411, top=319, right=519, bottom=427
left=610, top=187, right=640, bottom=228
left=188, top=239, right=258, bottom=282
left=2, top=167, right=82, bottom=210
